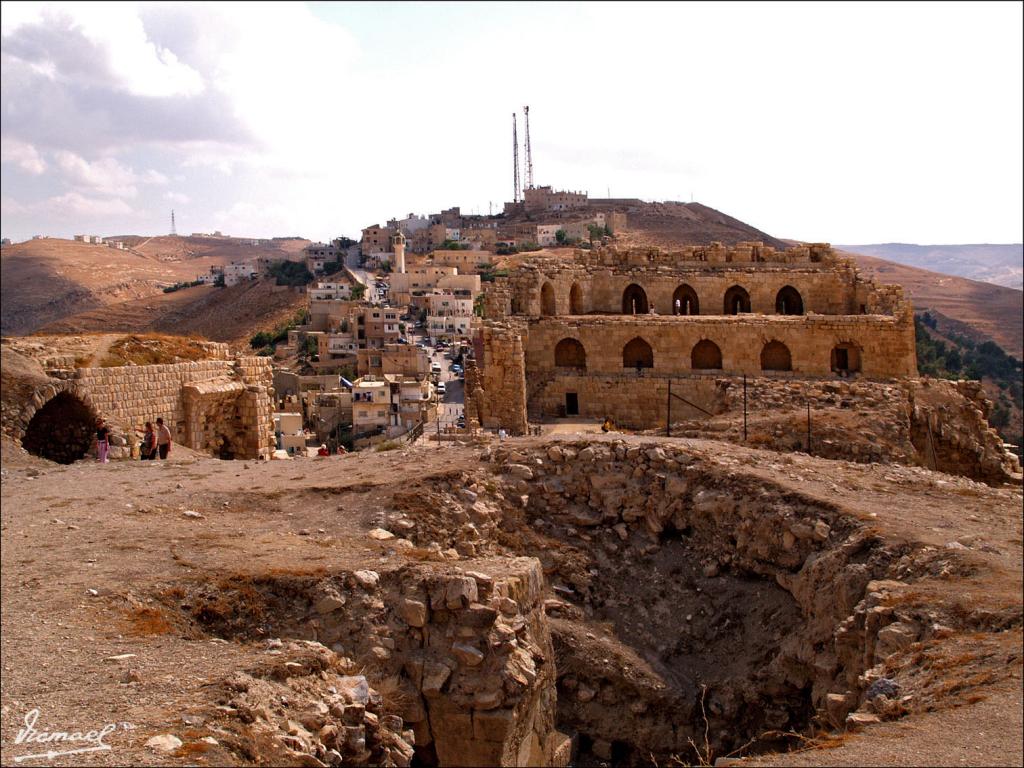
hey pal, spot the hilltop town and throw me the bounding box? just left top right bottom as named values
left=2, top=182, right=1023, bottom=767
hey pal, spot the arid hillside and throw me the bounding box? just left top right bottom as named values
left=842, top=250, right=1023, bottom=359
left=838, top=243, right=1023, bottom=290
left=0, top=236, right=309, bottom=336
left=605, top=200, right=790, bottom=250
left=38, top=278, right=308, bottom=347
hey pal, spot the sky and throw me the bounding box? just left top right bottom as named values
left=1, top=1, right=1022, bottom=245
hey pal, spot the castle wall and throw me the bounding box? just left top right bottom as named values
left=524, top=315, right=917, bottom=379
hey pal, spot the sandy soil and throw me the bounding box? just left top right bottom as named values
left=1, top=434, right=1021, bottom=766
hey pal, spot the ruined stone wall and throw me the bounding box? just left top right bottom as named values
left=488, top=246, right=908, bottom=322
left=528, top=373, right=725, bottom=426
left=525, top=315, right=917, bottom=379
left=475, top=322, right=529, bottom=435
left=19, top=357, right=276, bottom=459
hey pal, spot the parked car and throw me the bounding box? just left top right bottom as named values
left=430, top=362, right=442, bottom=374
left=436, top=382, right=446, bottom=396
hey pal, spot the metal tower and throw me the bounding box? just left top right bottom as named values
left=170, top=209, right=177, bottom=236
left=523, top=105, right=534, bottom=190
left=512, top=113, right=521, bottom=203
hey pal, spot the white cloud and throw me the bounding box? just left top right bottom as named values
left=47, top=191, right=134, bottom=217
left=3, top=2, right=204, bottom=98
left=1, top=137, right=46, bottom=174
left=54, top=151, right=139, bottom=197
left=164, top=191, right=189, bottom=204
left=143, top=169, right=168, bottom=185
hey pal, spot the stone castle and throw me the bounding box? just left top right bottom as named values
left=465, top=242, right=918, bottom=434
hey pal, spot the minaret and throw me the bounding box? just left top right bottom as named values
left=391, top=229, right=406, bottom=274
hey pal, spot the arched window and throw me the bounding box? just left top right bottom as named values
left=775, top=286, right=804, bottom=315
left=622, top=284, right=649, bottom=315
left=554, top=338, right=587, bottom=369
left=831, top=342, right=862, bottom=374
left=540, top=281, right=556, bottom=316
left=761, top=341, right=792, bottom=371
left=570, top=282, right=584, bottom=314
left=623, top=337, right=654, bottom=369
left=723, top=285, right=751, bottom=315
left=672, top=284, right=700, bottom=315
left=691, top=339, right=722, bottom=370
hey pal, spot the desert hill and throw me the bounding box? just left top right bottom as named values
left=597, top=200, right=790, bottom=250
left=0, top=235, right=309, bottom=336
left=837, top=243, right=1023, bottom=290
left=38, top=277, right=308, bottom=347
left=841, top=250, right=1023, bottom=359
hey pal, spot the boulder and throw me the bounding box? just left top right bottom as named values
left=353, top=570, right=380, bottom=589
left=146, top=734, right=183, bottom=753
left=452, top=643, right=485, bottom=666
left=445, top=577, right=478, bottom=608
left=398, top=598, right=428, bottom=627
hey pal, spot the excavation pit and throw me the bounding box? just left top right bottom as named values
left=136, top=438, right=1014, bottom=767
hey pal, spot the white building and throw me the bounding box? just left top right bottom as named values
left=427, top=293, right=474, bottom=339
left=308, top=282, right=352, bottom=301
left=223, top=261, right=257, bottom=286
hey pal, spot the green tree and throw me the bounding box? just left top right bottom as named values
left=555, top=229, right=567, bottom=244
left=350, top=284, right=367, bottom=301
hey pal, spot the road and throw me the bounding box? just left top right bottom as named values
left=408, top=328, right=465, bottom=427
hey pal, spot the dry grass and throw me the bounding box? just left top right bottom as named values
left=127, top=606, right=174, bottom=636
left=99, top=333, right=215, bottom=367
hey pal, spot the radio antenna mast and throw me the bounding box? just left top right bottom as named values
left=523, top=105, right=534, bottom=190
left=170, top=209, right=177, bottom=236
left=512, top=113, right=521, bottom=203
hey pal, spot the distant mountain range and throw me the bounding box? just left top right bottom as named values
left=836, top=243, right=1022, bottom=290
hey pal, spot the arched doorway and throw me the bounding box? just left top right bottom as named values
left=554, top=338, right=587, bottom=370
left=541, top=281, right=556, bottom=316
left=672, top=284, right=700, bottom=315
left=723, top=285, right=751, bottom=314
left=622, top=284, right=649, bottom=315
left=22, top=391, right=97, bottom=464
left=761, top=341, right=792, bottom=371
left=691, top=339, right=723, bottom=370
left=623, top=337, right=654, bottom=369
left=831, top=342, right=862, bottom=375
left=569, top=282, right=584, bottom=314
left=775, top=286, right=804, bottom=315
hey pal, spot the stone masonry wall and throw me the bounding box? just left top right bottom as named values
left=475, top=323, right=529, bottom=435
left=16, top=357, right=276, bottom=460
left=525, top=315, right=917, bottom=379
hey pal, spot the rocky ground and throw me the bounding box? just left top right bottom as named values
left=1, top=433, right=1021, bottom=766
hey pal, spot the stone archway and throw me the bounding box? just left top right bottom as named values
left=775, top=286, right=804, bottom=315
left=554, top=338, right=587, bottom=370
left=22, top=391, right=98, bottom=464
left=570, top=282, right=584, bottom=315
left=541, top=281, right=556, bottom=316
left=724, top=285, right=751, bottom=315
left=831, top=342, right=862, bottom=374
left=623, top=337, right=654, bottom=369
left=691, top=339, right=723, bottom=370
left=622, top=284, right=649, bottom=315
left=672, top=284, right=700, bottom=315
left=761, top=341, right=793, bottom=372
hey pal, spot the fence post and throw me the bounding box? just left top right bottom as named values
left=667, top=380, right=672, bottom=438
left=806, top=398, right=811, bottom=453
left=742, top=374, right=747, bottom=442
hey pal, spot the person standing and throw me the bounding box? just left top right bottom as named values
left=155, top=417, right=172, bottom=460
left=95, top=418, right=110, bottom=464
left=141, top=421, right=157, bottom=460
